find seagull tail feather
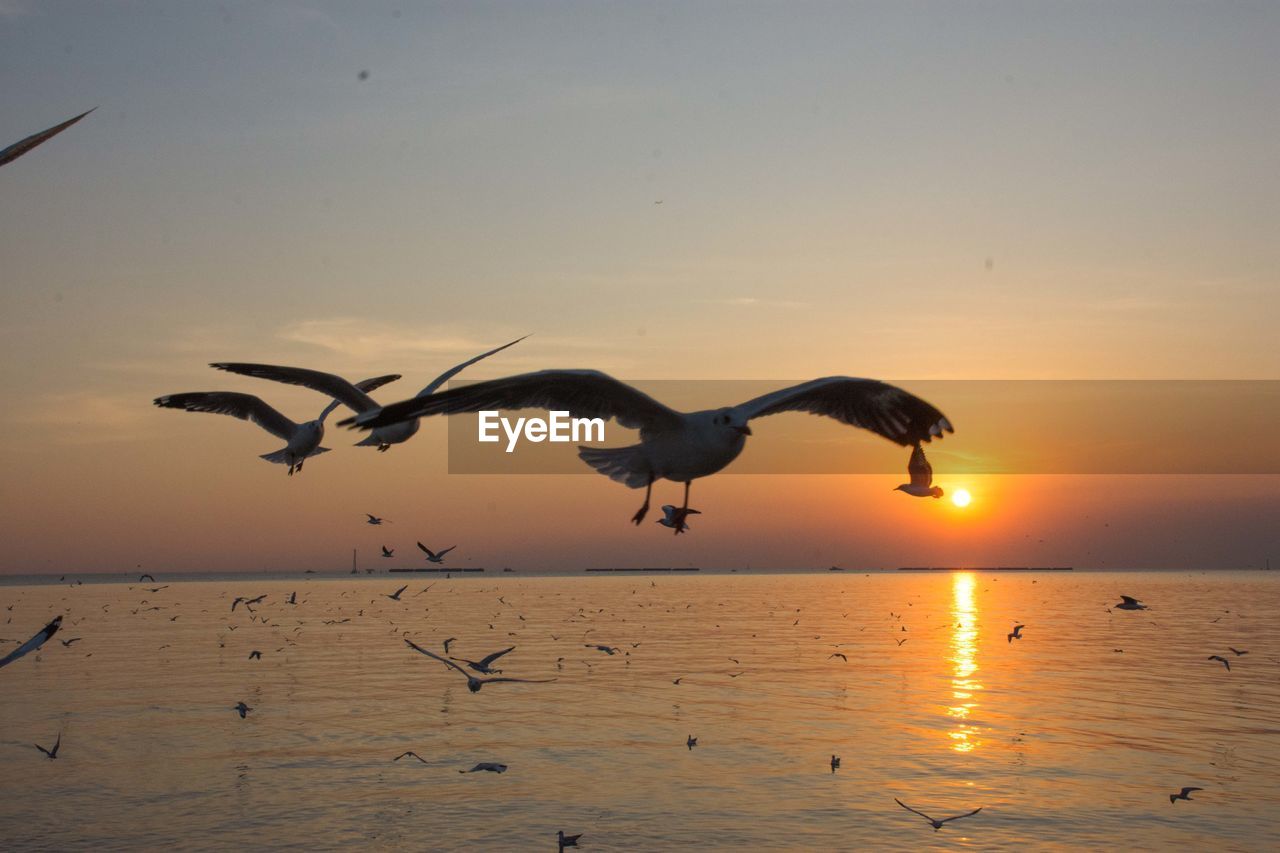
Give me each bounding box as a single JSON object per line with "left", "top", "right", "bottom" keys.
{"left": 577, "top": 444, "right": 651, "bottom": 488}
{"left": 259, "top": 446, "right": 331, "bottom": 464}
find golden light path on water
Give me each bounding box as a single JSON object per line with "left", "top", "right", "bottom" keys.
{"left": 948, "top": 571, "right": 981, "bottom": 753}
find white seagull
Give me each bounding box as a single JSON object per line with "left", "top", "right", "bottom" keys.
{"left": 343, "top": 372, "right": 953, "bottom": 524}
{"left": 417, "top": 542, "right": 456, "bottom": 564}
{"left": 895, "top": 442, "right": 944, "bottom": 499}
{"left": 154, "top": 374, "right": 400, "bottom": 475}
{"left": 895, "top": 798, "right": 983, "bottom": 831}
{"left": 657, "top": 504, "right": 700, "bottom": 534}
{"left": 1, "top": 108, "right": 95, "bottom": 168}
{"left": 210, "top": 336, "right": 526, "bottom": 451}
{"left": 1115, "top": 595, "right": 1148, "bottom": 611}
{"left": 0, "top": 615, "right": 62, "bottom": 669}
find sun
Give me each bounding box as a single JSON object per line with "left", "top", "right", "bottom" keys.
{"left": 951, "top": 489, "right": 972, "bottom": 508}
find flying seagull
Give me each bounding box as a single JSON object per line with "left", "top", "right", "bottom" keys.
{"left": 393, "top": 751, "right": 427, "bottom": 763}
{"left": 687, "top": 734, "right": 697, "bottom": 750}
{"left": 0, "top": 615, "right": 62, "bottom": 669}
{"left": 381, "top": 546, "right": 395, "bottom": 558}
{"left": 895, "top": 442, "right": 944, "bottom": 499}
{"left": 1228, "top": 647, "right": 1249, "bottom": 656}
{"left": 1170, "top": 787, "right": 1203, "bottom": 804}
{"left": 831, "top": 755, "right": 840, "bottom": 773}
{"left": 443, "top": 637, "right": 457, "bottom": 654}
{"left": 342, "top": 371, "right": 952, "bottom": 524}
{"left": 1008, "top": 624, "right": 1025, "bottom": 643}
{"left": 234, "top": 702, "right": 252, "bottom": 718}
{"left": 657, "top": 504, "right": 700, "bottom": 534}
{"left": 558, "top": 830, "right": 582, "bottom": 851}
{"left": 417, "top": 543, "right": 456, "bottom": 564}
{"left": 366, "top": 514, "right": 388, "bottom": 525}
{"left": 210, "top": 335, "right": 526, "bottom": 451}
{"left": 35, "top": 733, "right": 61, "bottom": 760}
{"left": 587, "top": 644, "right": 620, "bottom": 655}
{"left": 1, "top": 108, "right": 95, "bottom": 169}
{"left": 451, "top": 645, "right": 515, "bottom": 674}
{"left": 459, "top": 762, "right": 507, "bottom": 774}
{"left": 1115, "top": 596, "right": 1147, "bottom": 611}
{"left": 154, "top": 373, "right": 399, "bottom": 475}
{"left": 1207, "top": 655, "right": 1231, "bottom": 671}
{"left": 248, "top": 650, "right": 262, "bottom": 660}
{"left": 404, "top": 639, "right": 553, "bottom": 692}
{"left": 385, "top": 584, "right": 408, "bottom": 601}
{"left": 894, "top": 798, "right": 983, "bottom": 831}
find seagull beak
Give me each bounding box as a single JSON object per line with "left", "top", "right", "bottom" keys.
{"left": 734, "top": 425, "right": 752, "bottom": 437}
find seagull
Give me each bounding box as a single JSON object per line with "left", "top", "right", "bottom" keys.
{"left": 687, "top": 734, "right": 697, "bottom": 750}
{"left": 459, "top": 762, "right": 507, "bottom": 774}
{"left": 656, "top": 504, "right": 701, "bottom": 535}
{"left": 234, "top": 702, "right": 252, "bottom": 718}
{"left": 443, "top": 637, "right": 457, "bottom": 654}
{"left": 831, "top": 754, "right": 840, "bottom": 773}
{"left": 287, "top": 591, "right": 297, "bottom": 605}
{"left": 138, "top": 573, "right": 156, "bottom": 583}
{"left": 248, "top": 650, "right": 262, "bottom": 660}
{"left": 1008, "top": 624, "right": 1025, "bottom": 643}
{"left": 0, "top": 108, "right": 95, "bottom": 168}
{"left": 385, "top": 584, "right": 408, "bottom": 601}
{"left": 342, "top": 371, "right": 952, "bottom": 524}
{"left": 155, "top": 373, "right": 400, "bottom": 475}
{"left": 829, "top": 653, "right": 848, "bottom": 661}
{"left": 381, "top": 546, "right": 395, "bottom": 558}
{"left": 404, "top": 640, "right": 554, "bottom": 692}
{"left": 418, "top": 543, "right": 456, "bottom": 564}
{"left": 894, "top": 798, "right": 983, "bottom": 831}
{"left": 1115, "top": 596, "right": 1147, "bottom": 611}
{"left": 587, "top": 644, "right": 620, "bottom": 655}
{"left": 1170, "top": 786, "right": 1203, "bottom": 804}
{"left": 231, "top": 595, "right": 266, "bottom": 612}
{"left": 451, "top": 645, "right": 515, "bottom": 674}
{"left": 0, "top": 615, "right": 61, "bottom": 669}
{"left": 895, "top": 442, "right": 944, "bottom": 499}
{"left": 35, "top": 733, "right": 61, "bottom": 760}
{"left": 393, "top": 751, "right": 427, "bottom": 763}
{"left": 366, "top": 514, "right": 388, "bottom": 525}
{"left": 558, "top": 830, "right": 582, "bottom": 851}
{"left": 1207, "top": 655, "right": 1231, "bottom": 671}
{"left": 60, "top": 638, "right": 82, "bottom": 647}
{"left": 211, "top": 336, "right": 526, "bottom": 451}
{"left": 1228, "top": 647, "right": 1249, "bottom": 656}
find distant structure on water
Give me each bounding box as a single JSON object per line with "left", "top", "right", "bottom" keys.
{"left": 898, "top": 566, "right": 1073, "bottom": 572}
{"left": 585, "top": 567, "right": 701, "bottom": 573}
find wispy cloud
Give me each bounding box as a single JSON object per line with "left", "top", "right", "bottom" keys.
{"left": 697, "top": 297, "right": 809, "bottom": 309}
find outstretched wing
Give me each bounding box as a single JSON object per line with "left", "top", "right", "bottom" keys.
{"left": 938, "top": 807, "right": 983, "bottom": 824}
{"left": 0, "top": 616, "right": 61, "bottom": 669}
{"left": 0, "top": 108, "right": 95, "bottom": 168}
{"left": 894, "top": 799, "right": 934, "bottom": 821}
{"left": 480, "top": 676, "right": 556, "bottom": 685}
{"left": 908, "top": 443, "right": 933, "bottom": 487}
{"left": 417, "top": 542, "right": 436, "bottom": 559}
{"left": 404, "top": 639, "right": 470, "bottom": 676}
{"left": 434, "top": 545, "right": 457, "bottom": 559}
{"left": 416, "top": 335, "right": 530, "bottom": 397}
{"left": 477, "top": 646, "right": 515, "bottom": 668}
{"left": 735, "top": 378, "right": 952, "bottom": 447}
{"left": 322, "top": 374, "right": 401, "bottom": 421}
{"left": 154, "top": 392, "right": 298, "bottom": 440}
{"left": 341, "top": 370, "right": 682, "bottom": 433}
{"left": 212, "top": 363, "right": 401, "bottom": 419}
{"left": 1120, "top": 595, "right": 1141, "bottom": 606}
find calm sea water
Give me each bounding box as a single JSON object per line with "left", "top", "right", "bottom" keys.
{"left": 2, "top": 571, "right": 1278, "bottom": 851}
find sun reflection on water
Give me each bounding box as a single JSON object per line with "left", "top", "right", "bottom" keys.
{"left": 948, "top": 572, "right": 982, "bottom": 753}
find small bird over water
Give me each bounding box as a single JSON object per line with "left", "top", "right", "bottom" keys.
{"left": 1207, "top": 655, "right": 1231, "bottom": 671}
{"left": 1170, "top": 787, "right": 1203, "bottom": 804}
{"left": 687, "top": 734, "right": 697, "bottom": 750}
{"left": 459, "top": 762, "right": 507, "bottom": 774}
{"left": 831, "top": 755, "right": 840, "bottom": 773}
{"left": 1007, "top": 624, "right": 1026, "bottom": 643}
{"left": 417, "top": 542, "right": 456, "bottom": 564}
{"left": 393, "top": 751, "right": 427, "bottom": 763}
{"left": 381, "top": 546, "right": 395, "bottom": 558}
{"left": 35, "top": 733, "right": 61, "bottom": 760}
{"left": 385, "top": 584, "right": 408, "bottom": 601}
{"left": 1115, "top": 595, "right": 1147, "bottom": 611}
{"left": 366, "top": 514, "right": 388, "bottom": 525}
{"left": 894, "top": 798, "right": 983, "bottom": 831}
{"left": 656, "top": 504, "right": 700, "bottom": 534}
{"left": 558, "top": 830, "right": 582, "bottom": 850}
{"left": 234, "top": 702, "right": 252, "bottom": 718}
{"left": 895, "top": 442, "right": 944, "bottom": 498}
{"left": 404, "top": 640, "right": 553, "bottom": 693}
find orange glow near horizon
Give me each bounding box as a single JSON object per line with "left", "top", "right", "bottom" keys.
{"left": 951, "top": 489, "right": 972, "bottom": 508}
{"left": 947, "top": 572, "right": 982, "bottom": 753}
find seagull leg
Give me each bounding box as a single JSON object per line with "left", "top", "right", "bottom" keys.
{"left": 674, "top": 481, "right": 691, "bottom": 535}
{"left": 631, "top": 477, "right": 653, "bottom": 525}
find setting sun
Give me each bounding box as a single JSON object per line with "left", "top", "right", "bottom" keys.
{"left": 952, "top": 489, "right": 972, "bottom": 508}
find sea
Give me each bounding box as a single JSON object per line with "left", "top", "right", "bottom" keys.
{"left": 1, "top": 570, "right": 1277, "bottom": 851}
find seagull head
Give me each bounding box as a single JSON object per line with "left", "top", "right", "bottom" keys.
{"left": 710, "top": 408, "right": 752, "bottom": 439}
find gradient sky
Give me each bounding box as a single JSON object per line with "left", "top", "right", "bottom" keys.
{"left": 1, "top": 2, "right": 1277, "bottom": 574}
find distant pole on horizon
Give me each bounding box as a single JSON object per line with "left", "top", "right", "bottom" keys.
{"left": 351, "top": 549, "right": 358, "bottom": 575}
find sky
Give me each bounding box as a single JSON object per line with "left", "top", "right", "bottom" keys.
{"left": 1, "top": 1, "right": 1277, "bottom": 574}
